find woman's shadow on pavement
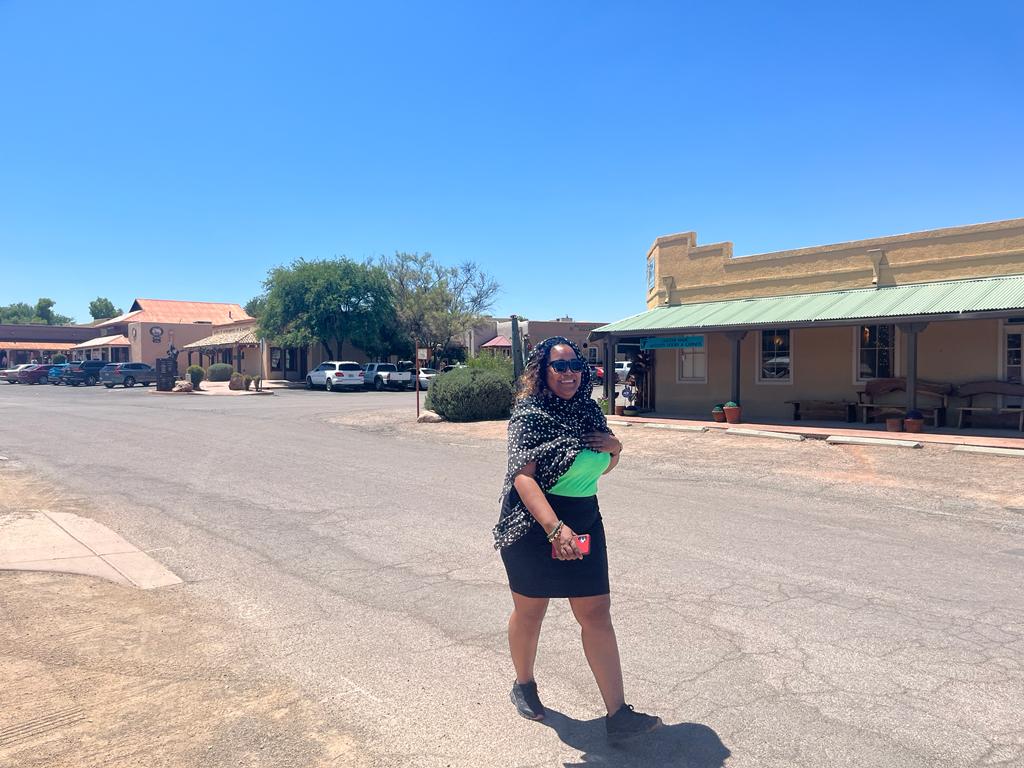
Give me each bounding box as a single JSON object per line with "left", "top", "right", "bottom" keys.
{"left": 540, "top": 708, "right": 730, "bottom": 767}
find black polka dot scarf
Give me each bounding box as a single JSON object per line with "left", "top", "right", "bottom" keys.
{"left": 492, "top": 336, "right": 612, "bottom": 549}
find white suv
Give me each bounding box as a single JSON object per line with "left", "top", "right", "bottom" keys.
{"left": 307, "top": 361, "right": 364, "bottom": 391}
{"left": 614, "top": 360, "right": 631, "bottom": 382}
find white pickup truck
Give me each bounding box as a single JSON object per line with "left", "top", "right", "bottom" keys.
{"left": 363, "top": 362, "right": 413, "bottom": 391}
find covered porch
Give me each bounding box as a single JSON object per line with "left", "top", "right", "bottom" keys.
{"left": 70, "top": 335, "right": 130, "bottom": 362}
{"left": 182, "top": 326, "right": 262, "bottom": 378}
{"left": 592, "top": 274, "right": 1024, "bottom": 434}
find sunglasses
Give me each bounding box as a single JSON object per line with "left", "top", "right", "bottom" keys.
{"left": 548, "top": 358, "right": 585, "bottom": 373}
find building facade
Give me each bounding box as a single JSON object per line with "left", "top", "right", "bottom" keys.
{"left": 0, "top": 323, "right": 102, "bottom": 367}
{"left": 592, "top": 218, "right": 1024, "bottom": 425}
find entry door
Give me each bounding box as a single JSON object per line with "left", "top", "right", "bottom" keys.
{"left": 1006, "top": 330, "right": 1022, "bottom": 407}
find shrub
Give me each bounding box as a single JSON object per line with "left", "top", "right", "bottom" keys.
{"left": 467, "top": 354, "right": 514, "bottom": 380}
{"left": 207, "top": 363, "right": 234, "bottom": 382}
{"left": 598, "top": 397, "right": 610, "bottom": 414}
{"left": 187, "top": 365, "right": 205, "bottom": 388}
{"left": 243, "top": 374, "right": 253, "bottom": 391}
{"left": 52, "top": 354, "right": 68, "bottom": 364}
{"left": 711, "top": 404, "right": 724, "bottom": 413}
{"left": 724, "top": 401, "right": 739, "bottom": 408}
{"left": 425, "top": 367, "right": 515, "bottom": 422}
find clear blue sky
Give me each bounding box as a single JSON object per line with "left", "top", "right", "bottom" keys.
{"left": 2, "top": 1, "right": 1022, "bottom": 325}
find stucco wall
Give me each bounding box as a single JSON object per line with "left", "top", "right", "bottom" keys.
{"left": 650, "top": 319, "right": 1006, "bottom": 421}
{"left": 646, "top": 219, "right": 1024, "bottom": 309}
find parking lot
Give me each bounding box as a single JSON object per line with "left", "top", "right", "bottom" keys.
{"left": 2, "top": 379, "right": 1023, "bottom": 768}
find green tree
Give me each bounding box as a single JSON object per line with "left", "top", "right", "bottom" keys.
{"left": 0, "top": 298, "right": 73, "bottom": 325}
{"left": 379, "top": 252, "right": 499, "bottom": 362}
{"left": 88, "top": 297, "right": 122, "bottom": 320}
{"left": 257, "top": 258, "right": 395, "bottom": 360}
{"left": 244, "top": 295, "right": 267, "bottom": 319}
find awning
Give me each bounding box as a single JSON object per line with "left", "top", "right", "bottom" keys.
{"left": 481, "top": 335, "right": 512, "bottom": 348}
{"left": 0, "top": 341, "right": 79, "bottom": 351}
{"left": 591, "top": 274, "right": 1024, "bottom": 339}
{"left": 72, "top": 335, "right": 130, "bottom": 349}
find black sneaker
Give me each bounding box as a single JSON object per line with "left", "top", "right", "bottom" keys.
{"left": 606, "top": 704, "right": 663, "bottom": 744}
{"left": 510, "top": 680, "right": 545, "bottom": 720}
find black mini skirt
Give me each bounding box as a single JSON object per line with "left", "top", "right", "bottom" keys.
{"left": 500, "top": 493, "right": 609, "bottom": 598}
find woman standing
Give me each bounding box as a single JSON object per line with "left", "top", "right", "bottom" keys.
{"left": 494, "top": 336, "right": 662, "bottom": 745}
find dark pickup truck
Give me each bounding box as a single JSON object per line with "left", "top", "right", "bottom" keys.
{"left": 60, "top": 359, "right": 110, "bottom": 386}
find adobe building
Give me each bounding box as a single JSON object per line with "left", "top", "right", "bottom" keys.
{"left": 469, "top": 317, "right": 611, "bottom": 363}
{"left": 91, "top": 298, "right": 251, "bottom": 374}
{"left": 0, "top": 323, "right": 101, "bottom": 367}
{"left": 591, "top": 218, "right": 1024, "bottom": 427}
{"left": 182, "top": 317, "right": 370, "bottom": 382}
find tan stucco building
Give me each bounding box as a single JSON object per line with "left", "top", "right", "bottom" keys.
{"left": 592, "top": 218, "right": 1024, "bottom": 427}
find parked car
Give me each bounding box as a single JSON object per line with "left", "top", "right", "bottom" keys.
{"left": 60, "top": 359, "right": 110, "bottom": 386}
{"left": 307, "top": 361, "right": 364, "bottom": 391}
{"left": 48, "top": 363, "right": 71, "bottom": 383}
{"left": 416, "top": 367, "right": 439, "bottom": 390}
{"left": 589, "top": 364, "right": 605, "bottom": 385}
{"left": 614, "top": 360, "right": 631, "bottom": 383}
{"left": 17, "top": 364, "right": 55, "bottom": 384}
{"left": 363, "top": 362, "right": 413, "bottom": 391}
{"left": 100, "top": 362, "right": 157, "bottom": 388}
{"left": 2, "top": 363, "right": 34, "bottom": 383}
{"left": 440, "top": 363, "right": 466, "bottom": 374}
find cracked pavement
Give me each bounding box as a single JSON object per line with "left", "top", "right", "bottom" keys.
{"left": 1, "top": 384, "right": 1022, "bottom": 767}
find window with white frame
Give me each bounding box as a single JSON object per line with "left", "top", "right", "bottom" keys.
{"left": 856, "top": 324, "right": 895, "bottom": 381}
{"left": 758, "top": 329, "right": 791, "bottom": 383}
{"left": 676, "top": 336, "right": 707, "bottom": 383}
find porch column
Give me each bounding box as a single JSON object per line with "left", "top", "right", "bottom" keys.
{"left": 725, "top": 331, "right": 747, "bottom": 404}
{"left": 898, "top": 322, "right": 929, "bottom": 410}
{"left": 604, "top": 336, "right": 616, "bottom": 406}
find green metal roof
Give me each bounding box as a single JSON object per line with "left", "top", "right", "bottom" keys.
{"left": 593, "top": 274, "right": 1024, "bottom": 337}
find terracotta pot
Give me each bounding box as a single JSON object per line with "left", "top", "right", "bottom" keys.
{"left": 711, "top": 410, "right": 727, "bottom": 423}
{"left": 904, "top": 418, "right": 924, "bottom": 433}
{"left": 723, "top": 406, "right": 742, "bottom": 424}
{"left": 614, "top": 405, "right": 625, "bottom": 416}
{"left": 885, "top": 417, "right": 903, "bottom": 432}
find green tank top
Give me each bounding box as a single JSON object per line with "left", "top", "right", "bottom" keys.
{"left": 548, "top": 450, "right": 611, "bottom": 497}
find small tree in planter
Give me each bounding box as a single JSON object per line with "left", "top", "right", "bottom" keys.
{"left": 187, "top": 365, "right": 205, "bottom": 390}
{"left": 723, "top": 401, "right": 742, "bottom": 424}
{"left": 711, "top": 403, "right": 726, "bottom": 423}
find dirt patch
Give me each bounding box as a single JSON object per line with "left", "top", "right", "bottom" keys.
{"left": 0, "top": 464, "right": 365, "bottom": 768}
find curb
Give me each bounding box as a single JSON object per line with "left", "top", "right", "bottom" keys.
{"left": 727, "top": 428, "right": 805, "bottom": 442}
{"left": 826, "top": 436, "right": 923, "bottom": 449}
{"left": 952, "top": 445, "right": 1024, "bottom": 458}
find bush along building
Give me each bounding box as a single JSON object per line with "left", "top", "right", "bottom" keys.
{"left": 591, "top": 218, "right": 1024, "bottom": 430}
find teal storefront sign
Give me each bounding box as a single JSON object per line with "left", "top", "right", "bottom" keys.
{"left": 641, "top": 335, "right": 704, "bottom": 350}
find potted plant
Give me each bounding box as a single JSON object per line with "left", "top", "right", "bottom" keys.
{"left": 723, "top": 401, "right": 742, "bottom": 424}
{"left": 885, "top": 415, "right": 903, "bottom": 432}
{"left": 904, "top": 409, "right": 925, "bottom": 433}
{"left": 711, "top": 404, "right": 727, "bottom": 423}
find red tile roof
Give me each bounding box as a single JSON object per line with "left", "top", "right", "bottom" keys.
{"left": 98, "top": 299, "right": 250, "bottom": 327}
{"left": 72, "top": 335, "right": 131, "bottom": 349}
{"left": 481, "top": 335, "right": 512, "bottom": 348}
{"left": 0, "top": 341, "right": 79, "bottom": 351}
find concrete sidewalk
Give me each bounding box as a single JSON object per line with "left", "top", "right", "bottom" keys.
{"left": 0, "top": 510, "right": 182, "bottom": 589}
{"left": 608, "top": 413, "right": 1024, "bottom": 450}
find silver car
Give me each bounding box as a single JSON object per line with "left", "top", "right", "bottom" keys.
{"left": 100, "top": 362, "right": 157, "bottom": 388}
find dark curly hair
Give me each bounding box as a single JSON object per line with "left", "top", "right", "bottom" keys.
{"left": 516, "top": 336, "right": 593, "bottom": 401}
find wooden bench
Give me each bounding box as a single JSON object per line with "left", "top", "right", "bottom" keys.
{"left": 955, "top": 380, "right": 1024, "bottom": 431}
{"left": 856, "top": 378, "right": 953, "bottom": 427}
{"left": 785, "top": 400, "right": 857, "bottom": 422}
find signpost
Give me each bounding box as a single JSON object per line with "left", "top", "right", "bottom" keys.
{"left": 155, "top": 358, "right": 176, "bottom": 392}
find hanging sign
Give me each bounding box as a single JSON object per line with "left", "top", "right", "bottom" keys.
{"left": 641, "top": 335, "right": 703, "bottom": 350}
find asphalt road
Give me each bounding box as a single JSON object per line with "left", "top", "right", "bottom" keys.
{"left": 1, "top": 382, "right": 1023, "bottom": 767}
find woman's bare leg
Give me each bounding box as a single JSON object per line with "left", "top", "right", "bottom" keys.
{"left": 568, "top": 594, "right": 624, "bottom": 714}
{"left": 508, "top": 592, "right": 550, "bottom": 683}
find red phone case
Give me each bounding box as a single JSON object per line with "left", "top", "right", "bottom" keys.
{"left": 552, "top": 534, "right": 591, "bottom": 558}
